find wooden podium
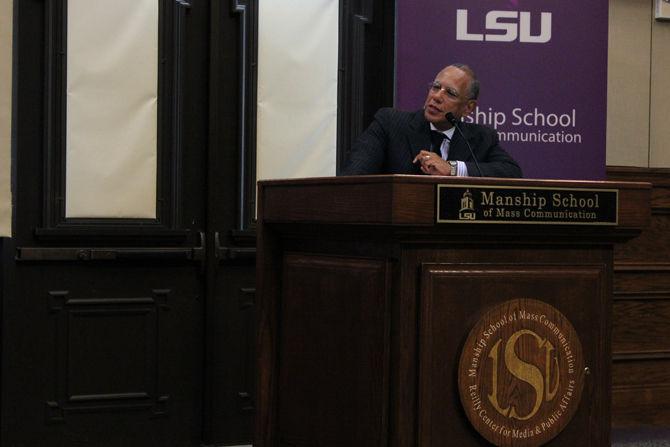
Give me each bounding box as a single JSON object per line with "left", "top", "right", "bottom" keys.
{"left": 255, "top": 175, "right": 650, "bottom": 447}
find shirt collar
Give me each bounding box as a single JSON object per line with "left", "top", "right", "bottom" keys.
{"left": 430, "top": 123, "right": 456, "bottom": 141}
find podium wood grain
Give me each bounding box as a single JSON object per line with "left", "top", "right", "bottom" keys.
{"left": 256, "top": 175, "right": 651, "bottom": 447}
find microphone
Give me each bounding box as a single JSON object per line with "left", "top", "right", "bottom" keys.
{"left": 446, "top": 112, "right": 482, "bottom": 177}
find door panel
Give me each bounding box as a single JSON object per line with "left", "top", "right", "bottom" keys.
{"left": 2, "top": 261, "right": 202, "bottom": 447}
{"left": 206, "top": 260, "right": 256, "bottom": 444}
{"left": 3, "top": 0, "right": 209, "bottom": 445}
{"left": 3, "top": 0, "right": 397, "bottom": 445}
{"left": 204, "top": 1, "right": 259, "bottom": 443}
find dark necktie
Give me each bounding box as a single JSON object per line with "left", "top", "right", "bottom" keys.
{"left": 430, "top": 130, "right": 446, "bottom": 154}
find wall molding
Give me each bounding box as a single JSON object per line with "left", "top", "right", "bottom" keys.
{"left": 613, "top": 290, "right": 670, "bottom": 301}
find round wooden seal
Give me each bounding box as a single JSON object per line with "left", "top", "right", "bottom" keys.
{"left": 458, "top": 299, "right": 585, "bottom": 446}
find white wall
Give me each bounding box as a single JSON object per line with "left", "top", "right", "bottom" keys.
{"left": 607, "top": 0, "right": 670, "bottom": 167}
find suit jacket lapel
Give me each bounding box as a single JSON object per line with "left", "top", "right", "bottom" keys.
{"left": 407, "top": 110, "right": 432, "bottom": 163}
{"left": 405, "top": 111, "right": 476, "bottom": 165}
{"left": 447, "top": 125, "right": 472, "bottom": 161}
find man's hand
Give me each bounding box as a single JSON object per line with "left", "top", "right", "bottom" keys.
{"left": 413, "top": 150, "right": 451, "bottom": 176}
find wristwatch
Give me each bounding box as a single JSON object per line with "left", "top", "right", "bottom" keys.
{"left": 448, "top": 161, "right": 458, "bottom": 176}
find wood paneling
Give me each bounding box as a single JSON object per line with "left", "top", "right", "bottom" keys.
{"left": 613, "top": 299, "right": 670, "bottom": 353}
{"left": 277, "top": 254, "right": 391, "bottom": 447}
{"left": 614, "top": 218, "right": 670, "bottom": 263}
{"left": 608, "top": 166, "right": 670, "bottom": 428}
{"left": 418, "top": 265, "right": 605, "bottom": 447}
{"left": 613, "top": 385, "right": 670, "bottom": 427}
{"left": 613, "top": 358, "right": 670, "bottom": 388}
{"left": 256, "top": 176, "right": 647, "bottom": 447}
{"left": 260, "top": 175, "right": 651, "bottom": 229}
{"left": 614, "top": 268, "right": 670, "bottom": 292}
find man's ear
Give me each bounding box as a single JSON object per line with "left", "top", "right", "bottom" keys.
{"left": 464, "top": 99, "right": 477, "bottom": 116}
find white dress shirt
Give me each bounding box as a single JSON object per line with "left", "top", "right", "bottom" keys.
{"left": 430, "top": 123, "right": 469, "bottom": 176}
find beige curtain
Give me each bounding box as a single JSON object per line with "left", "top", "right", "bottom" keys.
{"left": 0, "top": 0, "right": 12, "bottom": 236}
{"left": 256, "top": 0, "right": 339, "bottom": 181}
{"left": 66, "top": 0, "right": 158, "bottom": 218}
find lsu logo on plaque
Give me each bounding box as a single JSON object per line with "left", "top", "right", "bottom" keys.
{"left": 458, "top": 299, "right": 585, "bottom": 446}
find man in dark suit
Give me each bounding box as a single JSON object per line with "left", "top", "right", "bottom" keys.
{"left": 341, "top": 64, "right": 522, "bottom": 178}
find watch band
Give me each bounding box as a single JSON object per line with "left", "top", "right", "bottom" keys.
{"left": 448, "top": 161, "right": 458, "bottom": 176}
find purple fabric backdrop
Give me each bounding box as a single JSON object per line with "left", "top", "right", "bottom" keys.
{"left": 396, "top": 0, "right": 608, "bottom": 180}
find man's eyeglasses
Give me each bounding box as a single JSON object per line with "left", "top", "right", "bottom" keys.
{"left": 428, "top": 81, "right": 464, "bottom": 100}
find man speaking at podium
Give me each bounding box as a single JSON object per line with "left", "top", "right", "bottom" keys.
{"left": 341, "top": 63, "right": 522, "bottom": 178}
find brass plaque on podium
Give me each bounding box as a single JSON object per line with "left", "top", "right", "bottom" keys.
{"left": 437, "top": 185, "right": 618, "bottom": 225}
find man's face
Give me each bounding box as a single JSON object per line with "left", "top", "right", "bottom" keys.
{"left": 423, "top": 66, "right": 477, "bottom": 130}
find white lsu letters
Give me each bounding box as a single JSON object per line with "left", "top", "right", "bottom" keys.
{"left": 456, "top": 9, "right": 552, "bottom": 43}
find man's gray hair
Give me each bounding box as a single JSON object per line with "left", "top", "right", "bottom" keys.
{"left": 449, "top": 63, "right": 480, "bottom": 100}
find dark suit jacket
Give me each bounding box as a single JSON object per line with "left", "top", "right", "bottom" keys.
{"left": 341, "top": 108, "right": 522, "bottom": 178}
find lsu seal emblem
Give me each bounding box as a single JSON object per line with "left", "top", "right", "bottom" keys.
{"left": 458, "top": 299, "right": 585, "bottom": 446}
{"left": 459, "top": 189, "right": 476, "bottom": 220}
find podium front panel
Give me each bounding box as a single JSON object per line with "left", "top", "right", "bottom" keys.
{"left": 256, "top": 176, "right": 650, "bottom": 447}
{"left": 418, "top": 262, "right": 607, "bottom": 446}
{"left": 276, "top": 253, "right": 391, "bottom": 447}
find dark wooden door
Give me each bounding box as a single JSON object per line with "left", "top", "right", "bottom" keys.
{"left": 1, "top": 0, "right": 397, "bottom": 445}
{"left": 202, "top": 1, "right": 259, "bottom": 444}
{"left": 1, "top": 1, "right": 212, "bottom": 446}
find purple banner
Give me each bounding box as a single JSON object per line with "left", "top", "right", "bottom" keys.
{"left": 397, "top": 0, "right": 608, "bottom": 180}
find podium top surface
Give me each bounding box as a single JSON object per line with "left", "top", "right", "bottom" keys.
{"left": 258, "top": 175, "right": 651, "bottom": 230}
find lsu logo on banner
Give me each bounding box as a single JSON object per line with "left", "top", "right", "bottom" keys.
{"left": 456, "top": 10, "right": 552, "bottom": 43}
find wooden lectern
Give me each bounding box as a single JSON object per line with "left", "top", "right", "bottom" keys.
{"left": 255, "top": 175, "right": 650, "bottom": 447}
